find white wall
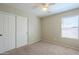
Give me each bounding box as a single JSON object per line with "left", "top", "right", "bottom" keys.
{"left": 0, "top": 4, "right": 41, "bottom": 44}
{"left": 41, "top": 8, "right": 79, "bottom": 50}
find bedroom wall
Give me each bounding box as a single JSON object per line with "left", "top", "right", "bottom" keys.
{"left": 41, "top": 8, "right": 79, "bottom": 50}
{"left": 0, "top": 4, "right": 41, "bottom": 45}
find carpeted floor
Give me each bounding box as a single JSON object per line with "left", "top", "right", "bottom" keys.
{"left": 2, "top": 41, "right": 79, "bottom": 55}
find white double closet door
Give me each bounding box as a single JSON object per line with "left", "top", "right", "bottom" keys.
{"left": 0, "top": 13, "right": 28, "bottom": 53}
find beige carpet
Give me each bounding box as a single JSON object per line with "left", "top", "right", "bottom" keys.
{"left": 2, "top": 41, "right": 79, "bottom": 55}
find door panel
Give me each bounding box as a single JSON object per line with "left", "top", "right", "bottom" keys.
{"left": 0, "top": 14, "right": 5, "bottom": 53}
{"left": 0, "top": 13, "right": 15, "bottom": 53}
{"left": 3, "top": 14, "right": 15, "bottom": 51}
{"left": 17, "top": 16, "right": 27, "bottom": 48}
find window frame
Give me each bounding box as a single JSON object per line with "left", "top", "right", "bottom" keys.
{"left": 61, "top": 15, "right": 79, "bottom": 39}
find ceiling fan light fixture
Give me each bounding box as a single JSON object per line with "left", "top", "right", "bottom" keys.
{"left": 41, "top": 3, "right": 49, "bottom": 11}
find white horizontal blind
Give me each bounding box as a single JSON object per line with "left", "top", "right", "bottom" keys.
{"left": 61, "top": 16, "right": 79, "bottom": 39}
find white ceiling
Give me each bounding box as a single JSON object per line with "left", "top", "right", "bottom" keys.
{"left": 1, "top": 3, "right": 79, "bottom": 18}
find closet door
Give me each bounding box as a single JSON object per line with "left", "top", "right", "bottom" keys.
{"left": 16, "top": 16, "right": 27, "bottom": 48}
{"left": 0, "top": 14, "right": 5, "bottom": 53}
{"left": 3, "top": 14, "right": 15, "bottom": 51}
{"left": 0, "top": 13, "right": 15, "bottom": 53}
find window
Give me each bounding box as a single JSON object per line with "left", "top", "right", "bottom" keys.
{"left": 61, "top": 16, "right": 79, "bottom": 39}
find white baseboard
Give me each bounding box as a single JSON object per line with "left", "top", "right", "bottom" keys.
{"left": 28, "top": 39, "right": 41, "bottom": 45}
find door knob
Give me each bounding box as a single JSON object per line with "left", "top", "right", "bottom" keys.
{"left": 0, "top": 34, "right": 2, "bottom": 36}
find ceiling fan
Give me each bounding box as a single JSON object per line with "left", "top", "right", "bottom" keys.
{"left": 32, "top": 3, "right": 55, "bottom": 12}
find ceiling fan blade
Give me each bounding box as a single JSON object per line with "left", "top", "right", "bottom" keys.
{"left": 31, "top": 3, "right": 55, "bottom": 12}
